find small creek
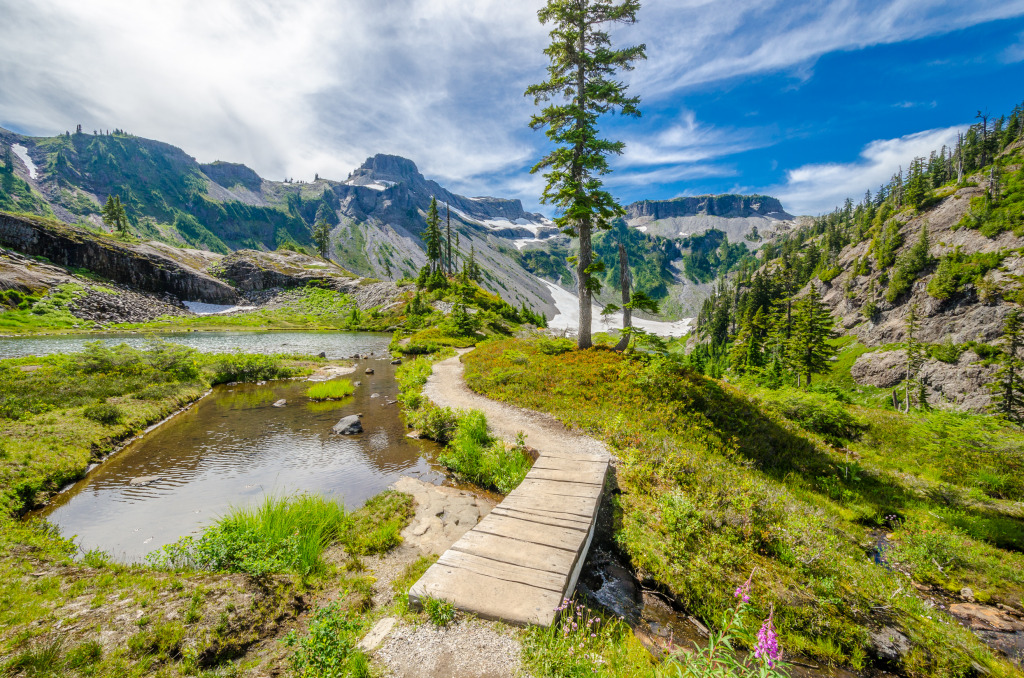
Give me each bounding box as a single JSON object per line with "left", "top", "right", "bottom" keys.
{"left": 12, "top": 332, "right": 448, "bottom": 563}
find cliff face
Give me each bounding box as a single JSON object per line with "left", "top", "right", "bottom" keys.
{"left": 0, "top": 212, "right": 238, "bottom": 303}
{"left": 626, "top": 194, "right": 788, "bottom": 220}
{"left": 200, "top": 162, "right": 263, "bottom": 192}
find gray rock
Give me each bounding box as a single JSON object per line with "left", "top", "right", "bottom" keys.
{"left": 318, "top": 351, "right": 327, "bottom": 358}
{"left": 365, "top": 368, "right": 375, "bottom": 375}
{"left": 332, "top": 415, "right": 363, "bottom": 435}
{"left": 869, "top": 626, "right": 911, "bottom": 663}
{"left": 851, "top": 350, "right": 906, "bottom": 389}
{"left": 129, "top": 476, "right": 162, "bottom": 486}
{"left": 390, "top": 358, "right": 402, "bottom": 365}
{"left": 370, "top": 393, "right": 381, "bottom": 399}
{"left": 358, "top": 616, "right": 397, "bottom": 653}
{"left": 961, "top": 587, "right": 976, "bottom": 602}
{"left": 272, "top": 399, "right": 287, "bottom": 408}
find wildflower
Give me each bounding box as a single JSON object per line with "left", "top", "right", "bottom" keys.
{"left": 734, "top": 571, "right": 754, "bottom": 603}
{"left": 754, "top": 606, "right": 780, "bottom": 669}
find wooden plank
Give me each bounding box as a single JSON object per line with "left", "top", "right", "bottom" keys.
{"left": 409, "top": 564, "right": 561, "bottom": 626}
{"left": 533, "top": 457, "right": 609, "bottom": 473}
{"left": 493, "top": 502, "right": 592, "bottom": 526}
{"left": 499, "top": 493, "right": 598, "bottom": 519}
{"left": 491, "top": 506, "right": 590, "bottom": 532}
{"left": 437, "top": 550, "right": 565, "bottom": 592}
{"left": 451, "top": 529, "right": 577, "bottom": 574}
{"left": 515, "top": 478, "right": 604, "bottom": 500}
{"left": 474, "top": 513, "right": 588, "bottom": 552}
{"left": 528, "top": 466, "right": 606, "bottom": 485}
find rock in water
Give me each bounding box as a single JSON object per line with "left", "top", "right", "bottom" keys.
{"left": 332, "top": 415, "right": 363, "bottom": 435}
{"left": 390, "top": 358, "right": 402, "bottom": 365}
{"left": 365, "top": 368, "right": 375, "bottom": 375}
{"left": 272, "top": 399, "right": 287, "bottom": 408}
{"left": 318, "top": 351, "right": 327, "bottom": 358}
{"left": 129, "top": 476, "right": 162, "bottom": 486}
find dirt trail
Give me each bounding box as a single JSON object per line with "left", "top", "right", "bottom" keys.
{"left": 422, "top": 352, "right": 609, "bottom": 460}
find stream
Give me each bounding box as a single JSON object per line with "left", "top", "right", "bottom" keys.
{"left": 11, "top": 332, "right": 447, "bottom": 562}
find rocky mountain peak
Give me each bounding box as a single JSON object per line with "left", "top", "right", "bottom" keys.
{"left": 347, "top": 154, "right": 424, "bottom": 187}
{"left": 627, "top": 194, "right": 790, "bottom": 221}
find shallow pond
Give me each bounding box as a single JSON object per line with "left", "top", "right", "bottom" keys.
{"left": 0, "top": 330, "right": 393, "bottom": 360}
{"left": 10, "top": 332, "right": 445, "bottom": 562}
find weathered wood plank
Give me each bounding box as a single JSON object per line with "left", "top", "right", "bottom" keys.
{"left": 437, "top": 550, "right": 565, "bottom": 592}
{"left": 409, "top": 564, "right": 562, "bottom": 626}
{"left": 450, "top": 529, "right": 577, "bottom": 573}
{"left": 528, "top": 466, "right": 606, "bottom": 485}
{"left": 499, "top": 493, "right": 598, "bottom": 519}
{"left": 514, "top": 478, "right": 604, "bottom": 499}
{"left": 491, "top": 506, "right": 590, "bottom": 532}
{"left": 473, "top": 513, "right": 588, "bottom": 552}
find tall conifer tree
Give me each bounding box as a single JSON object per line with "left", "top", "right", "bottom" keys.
{"left": 526, "top": 0, "right": 646, "bottom": 349}
{"left": 990, "top": 309, "right": 1024, "bottom": 423}
{"left": 788, "top": 286, "right": 838, "bottom": 387}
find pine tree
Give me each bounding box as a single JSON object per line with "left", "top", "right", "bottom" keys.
{"left": 423, "top": 198, "right": 443, "bottom": 275}
{"left": 526, "top": 0, "right": 645, "bottom": 349}
{"left": 102, "top": 195, "right": 129, "bottom": 236}
{"left": 311, "top": 218, "right": 331, "bottom": 259}
{"left": 990, "top": 309, "right": 1024, "bottom": 424}
{"left": 1, "top": 144, "right": 12, "bottom": 175}
{"left": 788, "top": 286, "right": 838, "bottom": 387}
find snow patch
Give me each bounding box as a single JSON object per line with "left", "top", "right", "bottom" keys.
{"left": 12, "top": 144, "right": 37, "bottom": 179}
{"left": 540, "top": 279, "right": 692, "bottom": 338}
{"left": 636, "top": 226, "right": 648, "bottom": 233}
{"left": 183, "top": 301, "right": 256, "bottom": 315}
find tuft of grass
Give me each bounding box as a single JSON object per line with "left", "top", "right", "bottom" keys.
{"left": 307, "top": 378, "right": 355, "bottom": 401}
{"left": 423, "top": 597, "right": 456, "bottom": 627}
{"left": 150, "top": 494, "right": 349, "bottom": 577}
{"left": 344, "top": 490, "right": 414, "bottom": 555}
{"left": 438, "top": 410, "right": 532, "bottom": 494}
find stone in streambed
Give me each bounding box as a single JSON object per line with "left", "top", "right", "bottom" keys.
{"left": 129, "top": 476, "right": 162, "bottom": 486}
{"left": 365, "top": 368, "right": 374, "bottom": 375}
{"left": 332, "top": 415, "right": 363, "bottom": 435}
{"left": 272, "top": 399, "right": 287, "bottom": 407}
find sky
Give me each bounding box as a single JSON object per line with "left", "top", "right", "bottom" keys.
{"left": 2, "top": 0, "right": 1024, "bottom": 216}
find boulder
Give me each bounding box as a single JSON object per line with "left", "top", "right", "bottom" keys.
{"left": 390, "top": 358, "right": 402, "bottom": 365}
{"left": 318, "top": 352, "right": 327, "bottom": 358}
{"left": 272, "top": 399, "right": 287, "bottom": 408}
{"left": 332, "top": 415, "right": 363, "bottom": 435}
{"left": 365, "top": 368, "right": 375, "bottom": 375}
{"left": 851, "top": 350, "right": 906, "bottom": 388}
{"left": 948, "top": 603, "right": 1024, "bottom": 633}
{"left": 868, "top": 626, "right": 911, "bottom": 664}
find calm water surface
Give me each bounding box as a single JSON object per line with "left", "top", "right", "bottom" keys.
{"left": 14, "top": 332, "right": 445, "bottom": 562}
{"left": 0, "top": 331, "right": 393, "bottom": 360}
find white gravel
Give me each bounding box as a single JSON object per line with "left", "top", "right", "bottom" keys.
{"left": 375, "top": 619, "right": 533, "bottom": 678}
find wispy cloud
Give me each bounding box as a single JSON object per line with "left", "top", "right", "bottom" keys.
{"left": 772, "top": 125, "right": 964, "bottom": 215}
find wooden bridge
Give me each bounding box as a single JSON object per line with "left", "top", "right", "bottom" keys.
{"left": 408, "top": 354, "right": 610, "bottom": 627}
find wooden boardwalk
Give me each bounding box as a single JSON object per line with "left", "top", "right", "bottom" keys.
{"left": 408, "top": 355, "right": 609, "bottom": 627}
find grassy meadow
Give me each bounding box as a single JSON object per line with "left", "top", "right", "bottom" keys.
{"left": 462, "top": 337, "right": 1024, "bottom": 678}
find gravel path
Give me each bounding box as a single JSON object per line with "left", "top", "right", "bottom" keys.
{"left": 422, "top": 351, "right": 609, "bottom": 458}
{"left": 376, "top": 619, "right": 532, "bottom": 678}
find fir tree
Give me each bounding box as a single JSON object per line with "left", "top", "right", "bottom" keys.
{"left": 311, "top": 218, "right": 331, "bottom": 259}
{"left": 1, "top": 144, "right": 12, "bottom": 175}
{"left": 423, "top": 198, "right": 443, "bottom": 275}
{"left": 102, "top": 195, "right": 129, "bottom": 237}
{"left": 526, "top": 0, "right": 645, "bottom": 349}
{"left": 990, "top": 309, "right": 1024, "bottom": 424}
{"left": 788, "top": 286, "right": 838, "bottom": 387}
{"left": 900, "top": 304, "right": 926, "bottom": 412}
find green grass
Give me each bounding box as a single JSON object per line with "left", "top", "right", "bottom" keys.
{"left": 438, "top": 410, "right": 532, "bottom": 494}
{"left": 463, "top": 339, "right": 1023, "bottom": 678}
{"left": 307, "top": 378, "right": 355, "bottom": 401}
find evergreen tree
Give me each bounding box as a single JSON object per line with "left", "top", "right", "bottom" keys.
{"left": 990, "top": 309, "right": 1024, "bottom": 424}
{"left": 526, "top": 0, "right": 645, "bottom": 349}
{"left": 102, "top": 195, "right": 129, "bottom": 236}
{"left": 788, "top": 286, "right": 838, "bottom": 387}
{"left": 311, "top": 218, "right": 331, "bottom": 259}
{"left": 1, "top": 144, "right": 12, "bottom": 175}
{"left": 423, "top": 198, "right": 443, "bottom": 274}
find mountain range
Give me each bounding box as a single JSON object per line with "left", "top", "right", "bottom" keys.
{"left": 0, "top": 126, "right": 797, "bottom": 322}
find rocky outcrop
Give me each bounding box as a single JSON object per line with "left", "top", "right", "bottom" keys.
{"left": 212, "top": 249, "right": 354, "bottom": 292}
{"left": 0, "top": 212, "right": 237, "bottom": 303}
{"left": 626, "top": 195, "right": 789, "bottom": 221}
{"left": 332, "top": 415, "right": 363, "bottom": 435}
{"left": 850, "top": 349, "right": 996, "bottom": 412}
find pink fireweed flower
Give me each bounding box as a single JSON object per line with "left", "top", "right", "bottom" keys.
{"left": 754, "top": 606, "right": 780, "bottom": 668}
{"left": 734, "top": 571, "right": 754, "bottom": 603}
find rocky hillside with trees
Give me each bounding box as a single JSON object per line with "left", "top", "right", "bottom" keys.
{"left": 690, "top": 101, "right": 1024, "bottom": 415}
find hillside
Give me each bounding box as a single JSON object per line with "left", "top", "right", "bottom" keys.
{"left": 692, "top": 102, "right": 1024, "bottom": 413}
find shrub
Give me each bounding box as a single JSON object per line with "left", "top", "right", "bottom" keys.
{"left": 209, "top": 352, "right": 298, "bottom": 384}
{"left": 284, "top": 601, "right": 369, "bottom": 678}
{"left": 758, "top": 389, "right": 866, "bottom": 444}
{"left": 82, "top": 402, "right": 124, "bottom": 425}
{"left": 411, "top": 405, "right": 461, "bottom": 444}
{"left": 307, "top": 379, "right": 354, "bottom": 401}
{"left": 537, "top": 336, "right": 574, "bottom": 355}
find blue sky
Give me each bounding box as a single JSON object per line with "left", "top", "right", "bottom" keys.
{"left": 1, "top": 0, "right": 1023, "bottom": 216}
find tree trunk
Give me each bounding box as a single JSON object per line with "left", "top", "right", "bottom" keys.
{"left": 615, "top": 242, "right": 631, "bottom": 351}
{"left": 578, "top": 218, "right": 593, "bottom": 349}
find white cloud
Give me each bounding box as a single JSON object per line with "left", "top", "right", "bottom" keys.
{"left": 772, "top": 125, "right": 965, "bottom": 215}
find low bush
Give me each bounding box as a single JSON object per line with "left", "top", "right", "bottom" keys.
{"left": 209, "top": 352, "right": 297, "bottom": 384}
{"left": 284, "top": 601, "right": 369, "bottom": 678}
{"left": 537, "top": 336, "right": 575, "bottom": 355}
{"left": 82, "top": 401, "right": 124, "bottom": 425}
{"left": 758, "top": 389, "right": 866, "bottom": 444}
{"left": 307, "top": 379, "right": 354, "bottom": 401}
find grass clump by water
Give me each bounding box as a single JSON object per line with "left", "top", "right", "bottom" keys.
{"left": 464, "top": 339, "right": 1024, "bottom": 678}
{"left": 307, "top": 378, "right": 355, "bottom": 401}
{"left": 150, "top": 490, "right": 414, "bottom": 577}
{"left": 150, "top": 494, "right": 348, "bottom": 578}
{"left": 439, "top": 410, "right": 531, "bottom": 494}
